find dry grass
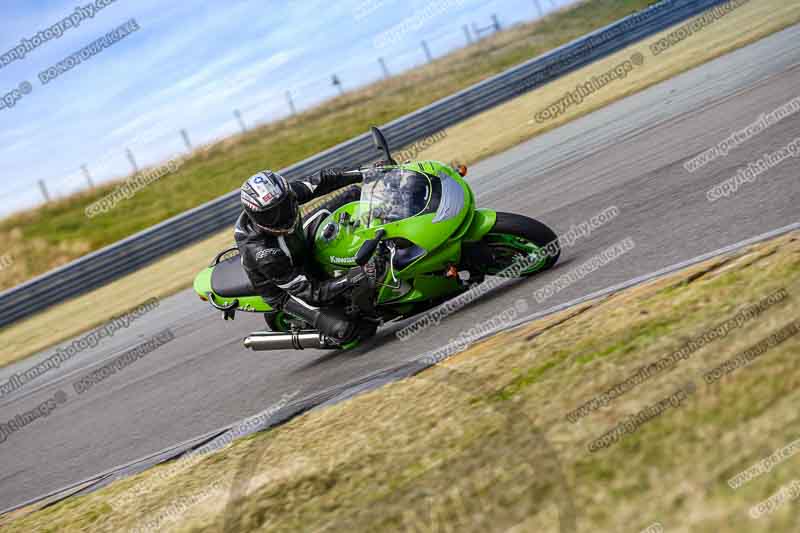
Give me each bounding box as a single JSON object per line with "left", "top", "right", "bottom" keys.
{"left": 1, "top": 0, "right": 796, "bottom": 369}
{"left": 3, "top": 230, "right": 799, "bottom": 532}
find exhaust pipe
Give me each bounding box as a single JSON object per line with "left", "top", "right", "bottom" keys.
{"left": 243, "top": 330, "right": 330, "bottom": 351}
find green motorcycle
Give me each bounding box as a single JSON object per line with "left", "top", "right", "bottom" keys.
{"left": 193, "top": 127, "right": 559, "bottom": 351}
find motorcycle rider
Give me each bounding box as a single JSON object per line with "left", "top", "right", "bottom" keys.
{"left": 235, "top": 168, "right": 367, "bottom": 344}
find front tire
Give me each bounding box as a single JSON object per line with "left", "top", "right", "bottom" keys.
{"left": 481, "top": 212, "right": 560, "bottom": 277}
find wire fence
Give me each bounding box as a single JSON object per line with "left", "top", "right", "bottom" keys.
{"left": 0, "top": 6, "right": 560, "bottom": 217}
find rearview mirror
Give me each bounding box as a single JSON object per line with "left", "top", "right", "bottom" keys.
{"left": 370, "top": 126, "right": 397, "bottom": 165}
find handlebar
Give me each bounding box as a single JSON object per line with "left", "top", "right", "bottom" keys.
{"left": 341, "top": 163, "right": 396, "bottom": 177}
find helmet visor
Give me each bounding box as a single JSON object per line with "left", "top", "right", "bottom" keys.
{"left": 250, "top": 194, "right": 299, "bottom": 233}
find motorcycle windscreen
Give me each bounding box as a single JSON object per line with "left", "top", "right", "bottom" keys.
{"left": 357, "top": 168, "right": 440, "bottom": 228}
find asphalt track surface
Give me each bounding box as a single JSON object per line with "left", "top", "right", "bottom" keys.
{"left": 1, "top": 25, "right": 799, "bottom": 513}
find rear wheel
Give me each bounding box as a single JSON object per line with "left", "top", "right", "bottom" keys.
{"left": 481, "top": 212, "right": 560, "bottom": 277}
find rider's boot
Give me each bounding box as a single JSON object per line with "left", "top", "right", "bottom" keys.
{"left": 283, "top": 296, "right": 358, "bottom": 344}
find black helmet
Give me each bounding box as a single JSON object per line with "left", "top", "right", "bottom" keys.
{"left": 240, "top": 171, "right": 299, "bottom": 234}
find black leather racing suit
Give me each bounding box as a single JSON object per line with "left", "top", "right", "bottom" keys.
{"left": 235, "top": 169, "right": 363, "bottom": 340}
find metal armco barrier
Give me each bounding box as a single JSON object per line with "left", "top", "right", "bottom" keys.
{"left": 0, "top": 0, "right": 732, "bottom": 328}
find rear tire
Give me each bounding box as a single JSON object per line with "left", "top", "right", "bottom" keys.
{"left": 481, "top": 212, "right": 560, "bottom": 277}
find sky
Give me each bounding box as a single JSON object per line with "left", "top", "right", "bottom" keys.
{"left": 0, "top": 0, "right": 573, "bottom": 213}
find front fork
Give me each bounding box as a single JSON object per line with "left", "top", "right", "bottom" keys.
{"left": 459, "top": 208, "right": 498, "bottom": 281}
{"left": 462, "top": 208, "right": 498, "bottom": 242}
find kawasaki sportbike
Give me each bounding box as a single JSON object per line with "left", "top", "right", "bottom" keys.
{"left": 193, "top": 127, "right": 560, "bottom": 351}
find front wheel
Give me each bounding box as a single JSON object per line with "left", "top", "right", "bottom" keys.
{"left": 480, "top": 212, "right": 560, "bottom": 277}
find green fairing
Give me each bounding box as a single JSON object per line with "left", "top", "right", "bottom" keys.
{"left": 193, "top": 265, "right": 273, "bottom": 313}
{"left": 313, "top": 161, "right": 480, "bottom": 306}
{"left": 192, "top": 265, "right": 212, "bottom": 296}
{"left": 193, "top": 155, "right": 555, "bottom": 329}
{"left": 463, "top": 208, "right": 497, "bottom": 242}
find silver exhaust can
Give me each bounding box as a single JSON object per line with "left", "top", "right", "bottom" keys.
{"left": 243, "top": 331, "right": 328, "bottom": 351}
